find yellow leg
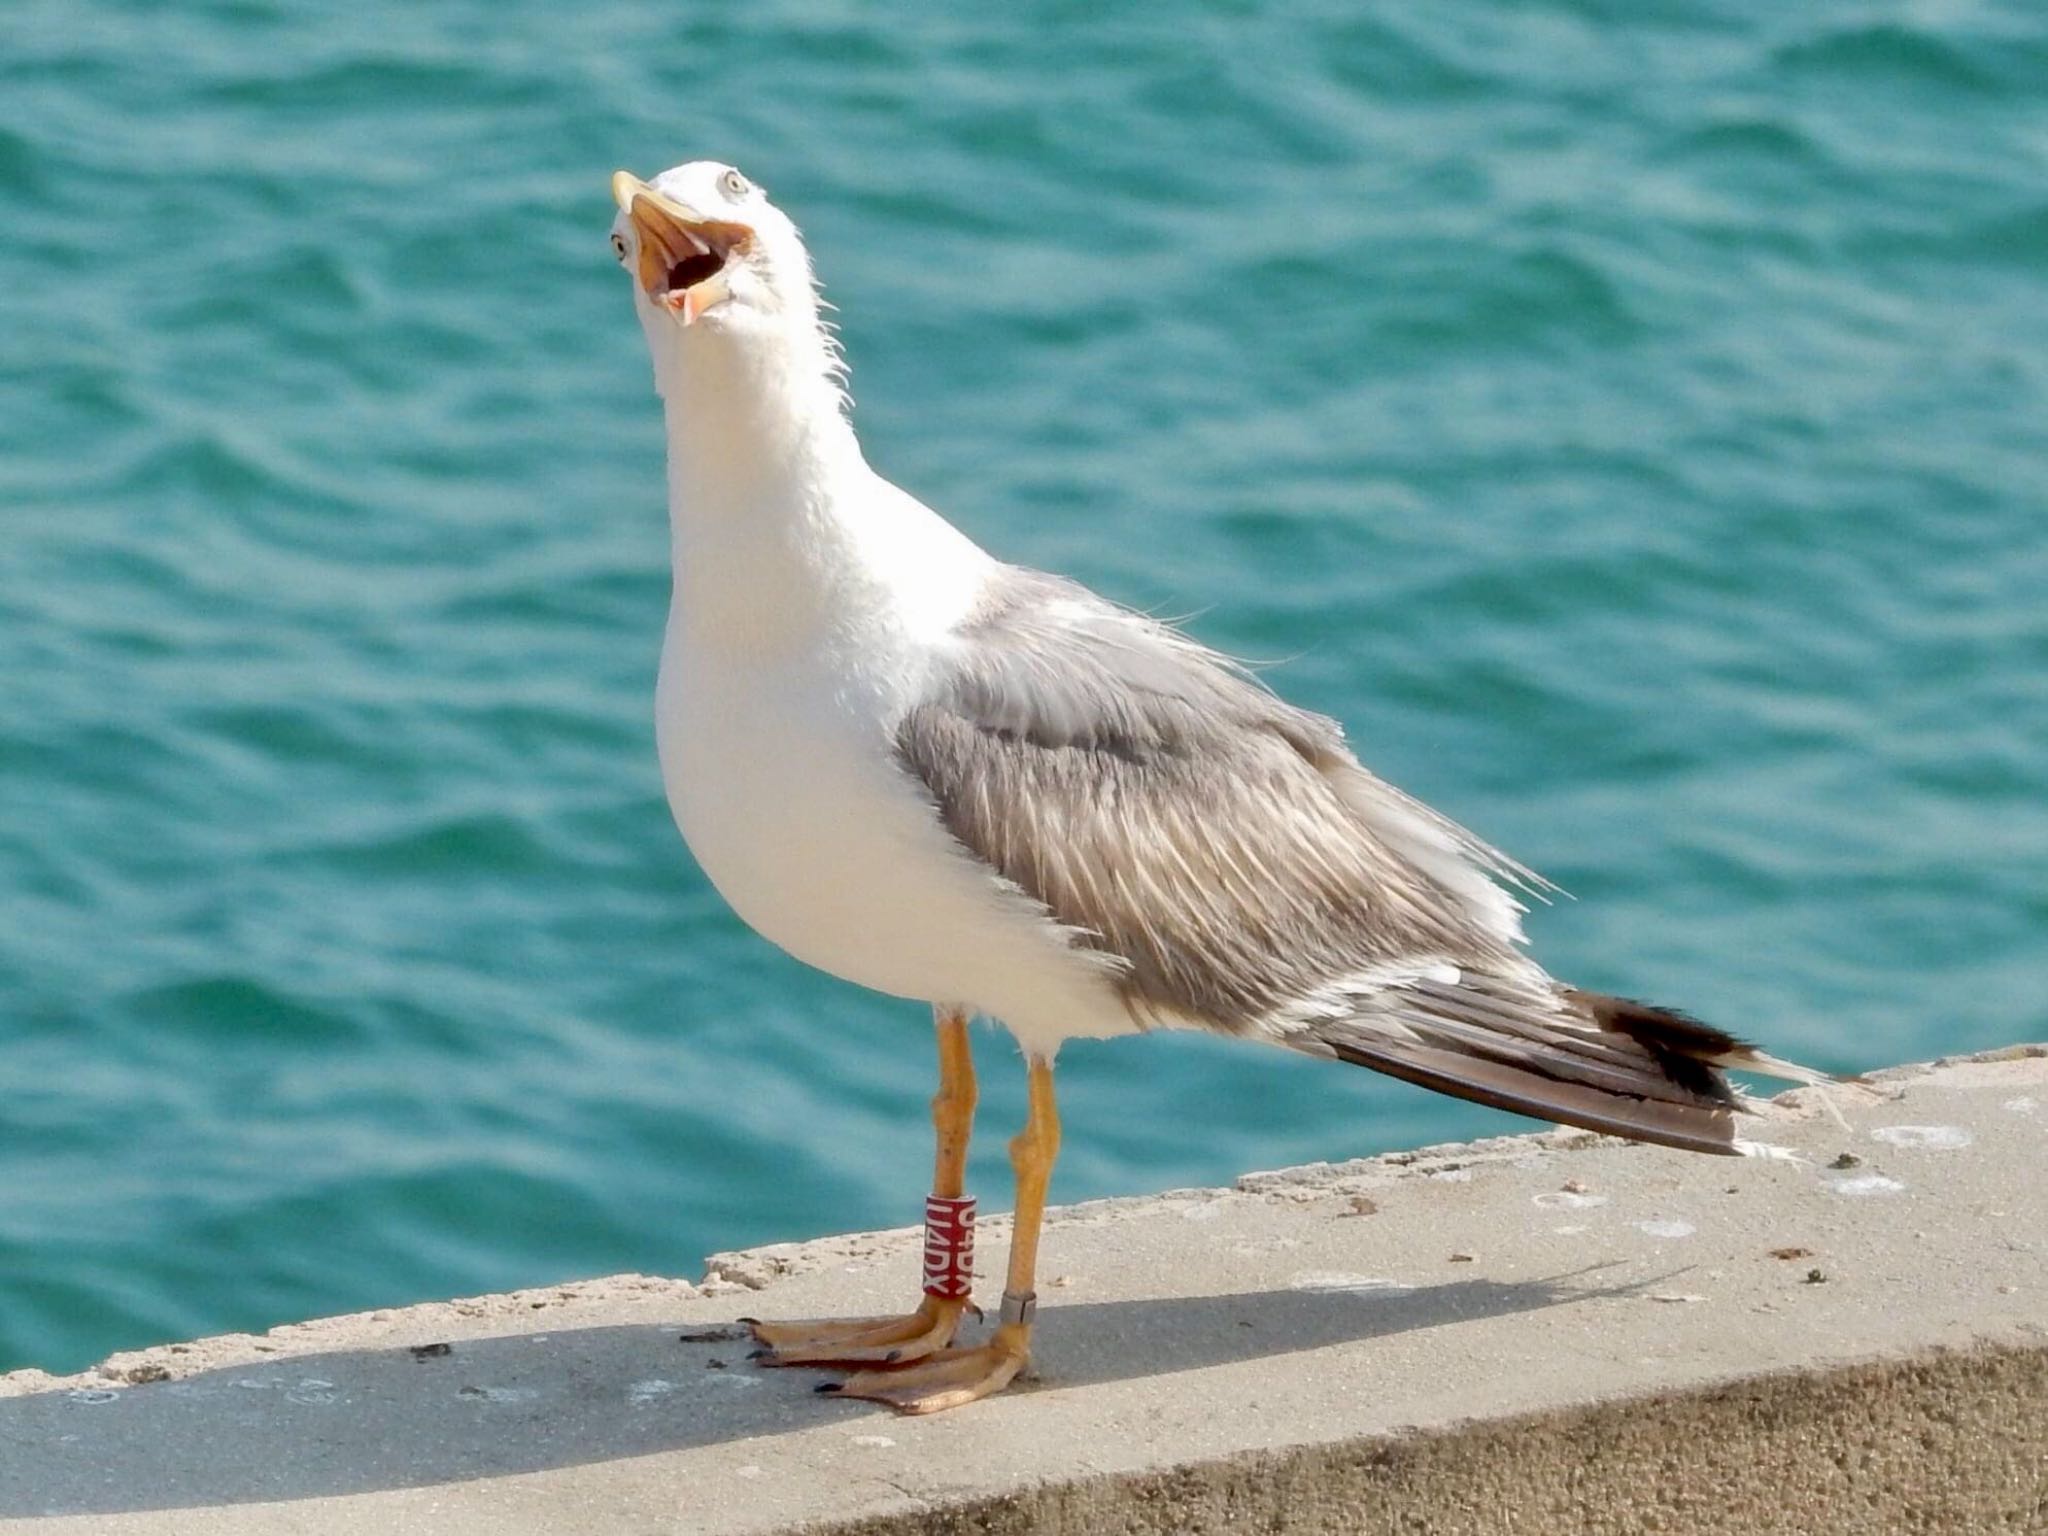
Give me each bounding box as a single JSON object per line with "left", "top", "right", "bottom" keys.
{"left": 931, "top": 1003, "right": 977, "bottom": 1201}
{"left": 823, "top": 1054, "right": 1060, "bottom": 1414}
{"left": 745, "top": 1006, "right": 980, "bottom": 1367}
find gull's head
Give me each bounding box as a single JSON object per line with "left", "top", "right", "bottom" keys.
{"left": 609, "top": 161, "right": 824, "bottom": 359}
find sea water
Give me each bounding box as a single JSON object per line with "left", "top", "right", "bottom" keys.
{"left": 2, "top": 1, "right": 2043, "bottom": 1373}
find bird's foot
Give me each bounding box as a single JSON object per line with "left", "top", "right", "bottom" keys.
{"left": 813, "top": 1326, "right": 1030, "bottom": 1415}
{"left": 743, "top": 1295, "right": 974, "bottom": 1368}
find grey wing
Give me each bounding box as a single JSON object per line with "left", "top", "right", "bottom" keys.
{"left": 895, "top": 567, "right": 1818, "bottom": 1157}
{"left": 896, "top": 566, "right": 1547, "bottom": 1032}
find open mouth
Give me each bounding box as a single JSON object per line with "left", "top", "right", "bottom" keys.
{"left": 611, "top": 171, "right": 754, "bottom": 321}
{"left": 664, "top": 247, "right": 725, "bottom": 295}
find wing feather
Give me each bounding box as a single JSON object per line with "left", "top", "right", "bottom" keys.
{"left": 895, "top": 568, "right": 1529, "bottom": 1035}
{"left": 892, "top": 566, "right": 1824, "bottom": 1157}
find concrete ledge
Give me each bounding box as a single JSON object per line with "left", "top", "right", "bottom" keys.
{"left": 4, "top": 1047, "right": 2044, "bottom": 1533}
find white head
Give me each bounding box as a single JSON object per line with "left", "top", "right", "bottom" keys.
{"left": 609, "top": 161, "right": 846, "bottom": 424}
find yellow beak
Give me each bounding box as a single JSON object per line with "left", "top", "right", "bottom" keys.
{"left": 610, "top": 170, "right": 752, "bottom": 325}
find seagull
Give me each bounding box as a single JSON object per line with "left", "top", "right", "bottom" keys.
{"left": 607, "top": 160, "right": 1831, "bottom": 1414}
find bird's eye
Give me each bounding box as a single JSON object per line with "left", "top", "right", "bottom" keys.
{"left": 719, "top": 169, "right": 751, "bottom": 199}
{"left": 610, "top": 232, "right": 628, "bottom": 261}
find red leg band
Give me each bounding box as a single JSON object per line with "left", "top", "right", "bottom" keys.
{"left": 921, "top": 1194, "right": 976, "bottom": 1300}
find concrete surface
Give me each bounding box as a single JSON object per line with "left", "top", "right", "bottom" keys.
{"left": 3, "top": 1047, "right": 2044, "bottom": 1534}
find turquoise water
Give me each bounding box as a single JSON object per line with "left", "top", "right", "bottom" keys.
{"left": 4, "top": 2, "right": 2044, "bottom": 1377}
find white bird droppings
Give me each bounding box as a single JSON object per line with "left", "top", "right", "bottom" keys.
{"left": 1287, "top": 1272, "right": 1413, "bottom": 1294}
{"left": 2002, "top": 1096, "right": 2036, "bottom": 1115}
{"left": 1826, "top": 1173, "right": 1907, "bottom": 1197}
{"left": 66, "top": 1389, "right": 119, "bottom": 1405}
{"left": 852, "top": 1434, "right": 896, "bottom": 1448}
{"left": 1648, "top": 1293, "right": 1707, "bottom": 1304}
{"left": 1871, "top": 1125, "right": 1972, "bottom": 1150}
{"left": 458, "top": 1385, "right": 537, "bottom": 1404}
{"left": 1637, "top": 1219, "right": 1696, "bottom": 1240}
{"left": 629, "top": 1379, "right": 678, "bottom": 1404}
{"left": 1532, "top": 1191, "right": 1608, "bottom": 1210}
{"left": 735, "top": 1465, "right": 764, "bottom": 1480}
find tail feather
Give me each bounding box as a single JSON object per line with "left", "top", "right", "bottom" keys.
{"left": 1561, "top": 989, "right": 1745, "bottom": 1105}
{"left": 1301, "top": 982, "right": 1831, "bottom": 1159}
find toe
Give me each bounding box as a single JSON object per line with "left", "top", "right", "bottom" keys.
{"left": 746, "top": 1300, "right": 971, "bottom": 1368}
{"left": 824, "top": 1345, "right": 1027, "bottom": 1414}
{"left": 745, "top": 1314, "right": 902, "bottom": 1350}
{"left": 764, "top": 1315, "right": 961, "bottom": 1368}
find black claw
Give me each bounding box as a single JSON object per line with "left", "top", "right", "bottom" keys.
{"left": 746, "top": 1348, "right": 771, "bottom": 1362}
{"left": 814, "top": 1382, "right": 842, "bottom": 1395}
{"left": 883, "top": 1349, "right": 901, "bottom": 1363}
{"left": 736, "top": 1316, "right": 762, "bottom": 1327}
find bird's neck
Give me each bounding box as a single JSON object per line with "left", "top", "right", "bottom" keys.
{"left": 655, "top": 331, "right": 988, "bottom": 657}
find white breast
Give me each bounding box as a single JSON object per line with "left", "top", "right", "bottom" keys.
{"left": 653, "top": 531, "right": 1136, "bottom": 1057}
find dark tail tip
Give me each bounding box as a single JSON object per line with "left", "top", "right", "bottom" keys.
{"left": 1562, "top": 989, "right": 1748, "bottom": 1106}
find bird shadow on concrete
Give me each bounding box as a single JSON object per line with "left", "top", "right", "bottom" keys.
{"left": 0, "top": 1269, "right": 1643, "bottom": 1517}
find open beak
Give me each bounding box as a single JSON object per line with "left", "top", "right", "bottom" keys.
{"left": 611, "top": 171, "right": 754, "bottom": 325}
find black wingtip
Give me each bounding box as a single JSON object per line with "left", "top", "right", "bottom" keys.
{"left": 1565, "top": 988, "right": 1744, "bottom": 1105}
{"left": 813, "top": 1382, "right": 842, "bottom": 1395}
